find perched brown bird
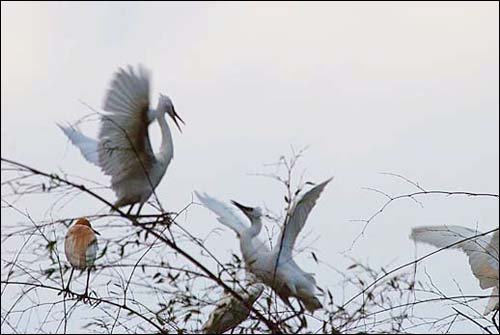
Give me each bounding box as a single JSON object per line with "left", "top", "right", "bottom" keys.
{"left": 63, "top": 218, "right": 99, "bottom": 300}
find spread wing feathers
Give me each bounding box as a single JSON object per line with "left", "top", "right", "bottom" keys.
{"left": 202, "top": 284, "right": 264, "bottom": 334}
{"left": 410, "top": 226, "right": 499, "bottom": 289}
{"left": 485, "top": 230, "right": 499, "bottom": 272}
{"left": 58, "top": 123, "right": 100, "bottom": 166}
{"left": 98, "top": 65, "right": 155, "bottom": 187}
{"left": 277, "top": 177, "right": 333, "bottom": 259}
{"left": 195, "top": 191, "right": 249, "bottom": 236}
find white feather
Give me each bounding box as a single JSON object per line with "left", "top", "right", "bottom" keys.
{"left": 195, "top": 191, "right": 249, "bottom": 236}
{"left": 277, "top": 178, "right": 333, "bottom": 261}
{"left": 410, "top": 226, "right": 499, "bottom": 315}
{"left": 58, "top": 123, "right": 99, "bottom": 165}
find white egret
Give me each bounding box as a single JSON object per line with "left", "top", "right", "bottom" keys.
{"left": 196, "top": 178, "right": 332, "bottom": 312}
{"left": 202, "top": 282, "right": 265, "bottom": 334}
{"left": 58, "top": 65, "right": 184, "bottom": 215}
{"left": 63, "top": 217, "right": 99, "bottom": 300}
{"left": 410, "top": 225, "right": 499, "bottom": 315}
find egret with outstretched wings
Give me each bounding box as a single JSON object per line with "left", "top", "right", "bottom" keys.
{"left": 59, "top": 65, "right": 184, "bottom": 215}
{"left": 196, "top": 177, "right": 332, "bottom": 312}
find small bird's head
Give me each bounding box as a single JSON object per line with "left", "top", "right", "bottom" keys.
{"left": 74, "top": 217, "right": 100, "bottom": 235}
{"left": 231, "top": 200, "right": 263, "bottom": 220}
{"left": 158, "top": 94, "right": 185, "bottom": 132}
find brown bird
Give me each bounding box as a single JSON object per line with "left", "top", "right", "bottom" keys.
{"left": 63, "top": 218, "right": 99, "bottom": 300}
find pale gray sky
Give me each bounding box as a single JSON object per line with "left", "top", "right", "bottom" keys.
{"left": 1, "top": 2, "right": 499, "bottom": 333}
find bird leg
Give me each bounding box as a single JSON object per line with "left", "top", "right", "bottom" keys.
{"left": 59, "top": 268, "right": 74, "bottom": 298}
{"left": 78, "top": 268, "right": 92, "bottom": 304}
{"left": 126, "top": 204, "right": 135, "bottom": 216}
{"left": 85, "top": 268, "right": 91, "bottom": 302}
{"left": 135, "top": 203, "right": 144, "bottom": 217}
{"left": 280, "top": 299, "right": 307, "bottom": 331}
{"left": 493, "top": 310, "right": 499, "bottom": 333}
{"left": 281, "top": 300, "right": 305, "bottom": 324}
{"left": 296, "top": 302, "right": 307, "bottom": 331}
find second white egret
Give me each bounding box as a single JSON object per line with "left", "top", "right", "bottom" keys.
{"left": 196, "top": 178, "right": 332, "bottom": 312}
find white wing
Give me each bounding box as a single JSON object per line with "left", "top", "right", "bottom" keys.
{"left": 195, "top": 191, "right": 248, "bottom": 236}
{"left": 98, "top": 65, "right": 156, "bottom": 188}
{"left": 58, "top": 123, "right": 100, "bottom": 165}
{"left": 485, "top": 230, "right": 499, "bottom": 273}
{"left": 276, "top": 178, "right": 333, "bottom": 260}
{"left": 410, "top": 226, "right": 499, "bottom": 289}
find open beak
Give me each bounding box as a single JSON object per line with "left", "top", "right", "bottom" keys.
{"left": 170, "top": 106, "right": 185, "bottom": 133}
{"left": 231, "top": 200, "right": 254, "bottom": 214}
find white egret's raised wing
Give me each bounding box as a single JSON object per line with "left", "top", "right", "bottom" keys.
{"left": 410, "top": 226, "right": 499, "bottom": 289}
{"left": 277, "top": 178, "right": 333, "bottom": 260}
{"left": 58, "top": 123, "right": 100, "bottom": 166}
{"left": 485, "top": 230, "right": 499, "bottom": 273}
{"left": 195, "top": 191, "right": 248, "bottom": 236}
{"left": 98, "top": 65, "right": 155, "bottom": 187}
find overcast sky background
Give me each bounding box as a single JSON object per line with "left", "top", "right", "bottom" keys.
{"left": 1, "top": 2, "right": 499, "bottom": 333}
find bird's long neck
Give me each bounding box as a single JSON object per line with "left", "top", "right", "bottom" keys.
{"left": 156, "top": 112, "right": 174, "bottom": 166}
{"left": 241, "top": 217, "right": 262, "bottom": 249}
{"left": 247, "top": 217, "right": 262, "bottom": 239}
{"left": 240, "top": 217, "right": 263, "bottom": 263}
